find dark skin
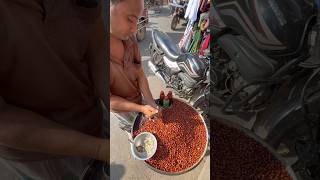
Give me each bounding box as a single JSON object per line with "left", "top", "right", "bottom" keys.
{"left": 110, "top": 0, "right": 159, "bottom": 118}
{"left": 110, "top": 0, "right": 142, "bottom": 41}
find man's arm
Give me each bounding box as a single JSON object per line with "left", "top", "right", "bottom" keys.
{"left": 110, "top": 94, "right": 158, "bottom": 117}
{"left": 137, "top": 67, "right": 158, "bottom": 108}
{"left": 110, "top": 94, "right": 143, "bottom": 113}
{"left": 0, "top": 96, "right": 109, "bottom": 162}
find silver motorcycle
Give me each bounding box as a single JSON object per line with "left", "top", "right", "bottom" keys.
{"left": 148, "top": 29, "right": 210, "bottom": 118}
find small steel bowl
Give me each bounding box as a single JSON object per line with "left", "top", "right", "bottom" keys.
{"left": 130, "top": 132, "right": 158, "bottom": 161}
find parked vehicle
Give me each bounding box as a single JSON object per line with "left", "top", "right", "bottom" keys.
{"left": 211, "top": 1, "right": 320, "bottom": 179}
{"left": 169, "top": 0, "right": 188, "bottom": 30}
{"left": 148, "top": 29, "right": 210, "bottom": 119}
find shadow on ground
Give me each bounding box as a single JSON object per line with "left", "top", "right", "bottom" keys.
{"left": 110, "top": 163, "right": 126, "bottom": 180}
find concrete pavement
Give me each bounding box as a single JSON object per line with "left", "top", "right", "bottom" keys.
{"left": 110, "top": 6, "right": 210, "bottom": 180}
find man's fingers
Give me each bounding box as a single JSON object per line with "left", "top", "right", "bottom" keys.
{"left": 148, "top": 110, "right": 157, "bottom": 115}
{"left": 146, "top": 106, "right": 157, "bottom": 112}
{"left": 143, "top": 105, "right": 160, "bottom": 118}
{"left": 153, "top": 108, "right": 158, "bottom": 113}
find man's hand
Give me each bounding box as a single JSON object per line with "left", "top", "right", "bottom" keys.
{"left": 141, "top": 105, "right": 158, "bottom": 118}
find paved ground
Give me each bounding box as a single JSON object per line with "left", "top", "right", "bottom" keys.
{"left": 110, "top": 6, "right": 210, "bottom": 180}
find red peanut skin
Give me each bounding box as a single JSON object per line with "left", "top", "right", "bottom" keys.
{"left": 211, "top": 121, "right": 292, "bottom": 180}
{"left": 134, "top": 100, "right": 207, "bottom": 173}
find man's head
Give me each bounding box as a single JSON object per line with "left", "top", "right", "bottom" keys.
{"left": 110, "top": 0, "right": 144, "bottom": 40}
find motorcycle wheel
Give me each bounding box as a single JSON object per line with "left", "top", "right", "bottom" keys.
{"left": 171, "top": 15, "right": 179, "bottom": 30}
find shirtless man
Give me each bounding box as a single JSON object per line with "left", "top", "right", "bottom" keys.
{"left": 110, "top": 0, "right": 159, "bottom": 132}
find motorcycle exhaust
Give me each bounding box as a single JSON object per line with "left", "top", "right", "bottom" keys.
{"left": 148, "top": 60, "right": 167, "bottom": 82}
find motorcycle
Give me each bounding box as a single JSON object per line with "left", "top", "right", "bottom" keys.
{"left": 169, "top": 0, "right": 188, "bottom": 30}
{"left": 211, "top": 0, "right": 320, "bottom": 179}
{"left": 148, "top": 29, "right": 210, "bottom": 119}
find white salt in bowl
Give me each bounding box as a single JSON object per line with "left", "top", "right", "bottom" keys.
{"left": 130, "top": 132, "right": 157, "bottom": 161}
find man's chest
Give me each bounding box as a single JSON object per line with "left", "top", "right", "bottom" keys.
{"left": 110, "top": 38, "right": 125, "bottom": 63}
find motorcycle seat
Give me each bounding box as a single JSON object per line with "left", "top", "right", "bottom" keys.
{"left": 152, "top": 29, "right": 181, "bottom": 60}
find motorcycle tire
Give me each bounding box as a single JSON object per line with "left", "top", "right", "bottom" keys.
{"left": 171, "top": 15, "right": 179, "bottom": 30}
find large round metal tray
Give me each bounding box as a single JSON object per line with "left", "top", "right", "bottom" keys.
{"left": 131, "top": 98, "right": 209, "bottom": 175}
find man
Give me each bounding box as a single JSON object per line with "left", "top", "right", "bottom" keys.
{"left": 110, "top": 0, "right": 159, "bottom": 133}
{"left": 0, "top": 0, "right": 109, "bottom": 179}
